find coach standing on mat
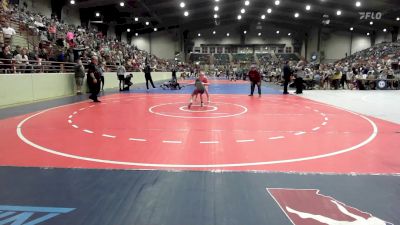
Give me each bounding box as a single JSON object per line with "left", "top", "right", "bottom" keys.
{"left": 144, "top": 62, "right": 156, "bottom": 91}
{"left": 248, "top": 65, "right": 262, "bottom": 97}
{"left": 283, "top": 61, "right": 292, "bottom": 94}
{"left": 87, "top": 56, "right": 101, "bottom": 102}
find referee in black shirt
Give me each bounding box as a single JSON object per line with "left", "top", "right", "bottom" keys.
{"left": 87, "top": 56, "right": 101, "bottom": 102}
{"left": 283, "top": 61, "right": 292, "bottom": 94}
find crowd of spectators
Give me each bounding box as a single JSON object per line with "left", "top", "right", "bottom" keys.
{"left": 264, "top": 41, "right": 400, "bottom": 90}
{"left": 0, "top": 3, "right": 176, "bottom": 74}
{"left": 1, "top": 2, "right": 400, "bottom": 91}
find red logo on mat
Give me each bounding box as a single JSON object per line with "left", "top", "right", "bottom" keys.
{"left": 267, "top": 188, "right": 393, "bottom": 225}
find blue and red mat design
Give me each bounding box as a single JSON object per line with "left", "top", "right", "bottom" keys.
{"left": 0, "top": 92, "right": 399, "bottom": 173}
{"left": 0, "top": 81, "right": 399, "bottom": 225}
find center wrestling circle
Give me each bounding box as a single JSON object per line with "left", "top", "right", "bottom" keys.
{"left": 149, "top": 102, "right": 248, "bottom": 118}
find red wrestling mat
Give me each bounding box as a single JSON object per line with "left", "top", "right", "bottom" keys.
{"left": 0, "top": 93, "right": 399, "bottom": 174}
{"left": 180, "top": 79, "right": 249, "bottom": 84}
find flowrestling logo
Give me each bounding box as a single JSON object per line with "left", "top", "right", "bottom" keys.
{"left": 0, "top": 205, "right": 75, "bottom": 225}
{"left": 359, "top": 12, "right": 382, "bottom": 20}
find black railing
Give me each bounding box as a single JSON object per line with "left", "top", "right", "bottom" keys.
{"left": 0, "top": 58, "right": 172, "bottom": 74}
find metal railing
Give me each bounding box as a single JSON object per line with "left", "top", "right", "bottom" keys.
{"left": 0, "top": 58, "right": 118, "bottom": 74}
{"left": 0, "top": 58, "right": 169, "bottom": 74}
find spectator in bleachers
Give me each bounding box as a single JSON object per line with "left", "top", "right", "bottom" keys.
{"left": 14, "top": 47, "right": 30, "bottom": 73}
{"left": 48, "top": 23, "right": 56, "bottom": 42}
{"left": 0, "top": 44, "right": 14, "bottom": 73}
{"left": 332, "top": 67, "right": 342, "bottom": 90}
{"left": 2, "top": 22, "right": 16, "bottom": 44}
{"left": 12, "top": 45, "right": 20, "bottom": 57}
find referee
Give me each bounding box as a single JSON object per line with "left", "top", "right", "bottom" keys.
{"left": 87, "top": 56, "right": 101, "bottom": 102}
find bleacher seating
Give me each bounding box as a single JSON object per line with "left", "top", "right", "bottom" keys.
{"left": 344, "top": 42, "right": 400, "bottom": 63}
{"left": 214, "top": 54, "right": 230, "bottom": 65}
{"left": 189, "top": 53, "right": 211, "bottom": 64}
{"left": 276, "top": 53, "right": 300, "bottom": 61}
{"left": 232, "top": 53, "right": 254, "bottom": 64}
{"left": 256, "top": 53, "right": 272, "bottom": 64}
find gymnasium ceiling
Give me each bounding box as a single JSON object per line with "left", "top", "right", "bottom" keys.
{"left": 73, "top": 0, "right": 400, "bottom": 35}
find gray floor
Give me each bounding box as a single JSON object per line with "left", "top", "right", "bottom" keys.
{"left": 299, "top": 90, "right": 400, "bottom": 124}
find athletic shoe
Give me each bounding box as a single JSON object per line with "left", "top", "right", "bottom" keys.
{"left": 248, "top": 94, "right": 253, "bottom": 96}
{"left": 201, "top": 102, "right": 204, "bottom": 107}
{"left": 188, "top": 103, "right": 192, "bottom": 109}
{"left": 94, "top": 100, "right": 101, "bottom": 103}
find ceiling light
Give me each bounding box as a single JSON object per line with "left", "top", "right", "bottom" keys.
{"left": 135, "top": 33, "right": 138, "bottom": 36}
{"left": 383, "top": 28, "right": 387, "bottom": 32}
{"left": 184, "top": 11, "right": 189, "bottom": 16}
{"left": 146, "top": 21, "right": 150, "bottom": 26}
{"left": 180, "top": 2, "right": 185, "bottom": 8}
{"left": 350, "top": 27, "right": 354, "bottom": 31}
{"left": 120, "top": 2, "right": 125, "bottom": 7}
{"left": 369, "top": 21, "right": 373, "bottom": 25}
{"left": 214, "top": 6, "right": 219, "bottom": 11}
{"left": 261, "top": 14, "right": 266, "bottom": 20}
{"left": 245, "top": 0, "right": 250, "bottom": 6}
{"left": 294, "top": 12, "right": 299, "bottom": 18}
{"left": 154, "top": 28, "right": 158, "bottom": 32}
{"left": 214, "top": 14, "right": 218, "bottom": 18}
{"left": 127, "top": 28, "right": 130, "bottom": 32}
{"left": 305, "top": 5, "right": 311, "bottom": 11}
{"left": 95, "top": 12, "right": 100, "bottom": 17}
{"left": 227, "top": 33, "right": 230, "bottom": 36}
{"left": 241, "top": 8, "right": 246, "bottom": 14}
{"left": 134, "top": 17, "right": 139, "bottom": 21}
{"left": 215, "top": 0, "right": 219, "bottom": 2}
{"left": 267, "top": 8, "right": 272, "bottom": 14}
{"left": 237, "top": 15, "right": 242, "bottom": 20}
{"left": 243, "top": 30, "right": 247, "bottom": 34}
{"left": 336, "top": 10, "right": 342, "bottom": 16}
{"left": 397, "top": 17, "right": 400, "bottom": 21}
{"left": 355, "top": 1, "right": 361, "bottom": 7}
{"left": 213, "top": 30, "right": 216, "bottom": 35}
{"left": 258, "top": 33, "right": 261, "bottom": 36}
{"left": 274, "top": 0, "right": 280, "bottom": 6}
{"left": 367, "top": 32, "right": 370, "bottom": 36}
{"left": 70, "top": 0, "right": 75, "bottom": 4}
{"left": 288, "top": 33, "right": 291, "bottom": 36}
{"left": 198, "top": 33, "right": 201, "bottom": 37}
{"left": 276, "top": 30, "right": 280, "bottom": 34}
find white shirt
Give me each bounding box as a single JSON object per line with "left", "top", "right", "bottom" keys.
{"left": 2, "top": 27, "right": 16, "bottom": 38}
{"left": 15, "top": 54, "right": 29, "bottom": 64}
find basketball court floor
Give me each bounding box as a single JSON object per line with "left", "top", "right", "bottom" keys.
{"left": 0, "top": 80, "right": 399, "bottom": 225}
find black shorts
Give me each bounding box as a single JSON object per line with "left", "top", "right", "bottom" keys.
{"left": 118, "top": 75, "right": 125, "bottom": 81}
{"left": 193, "top": 89, "right": 205, "bottom": 95}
